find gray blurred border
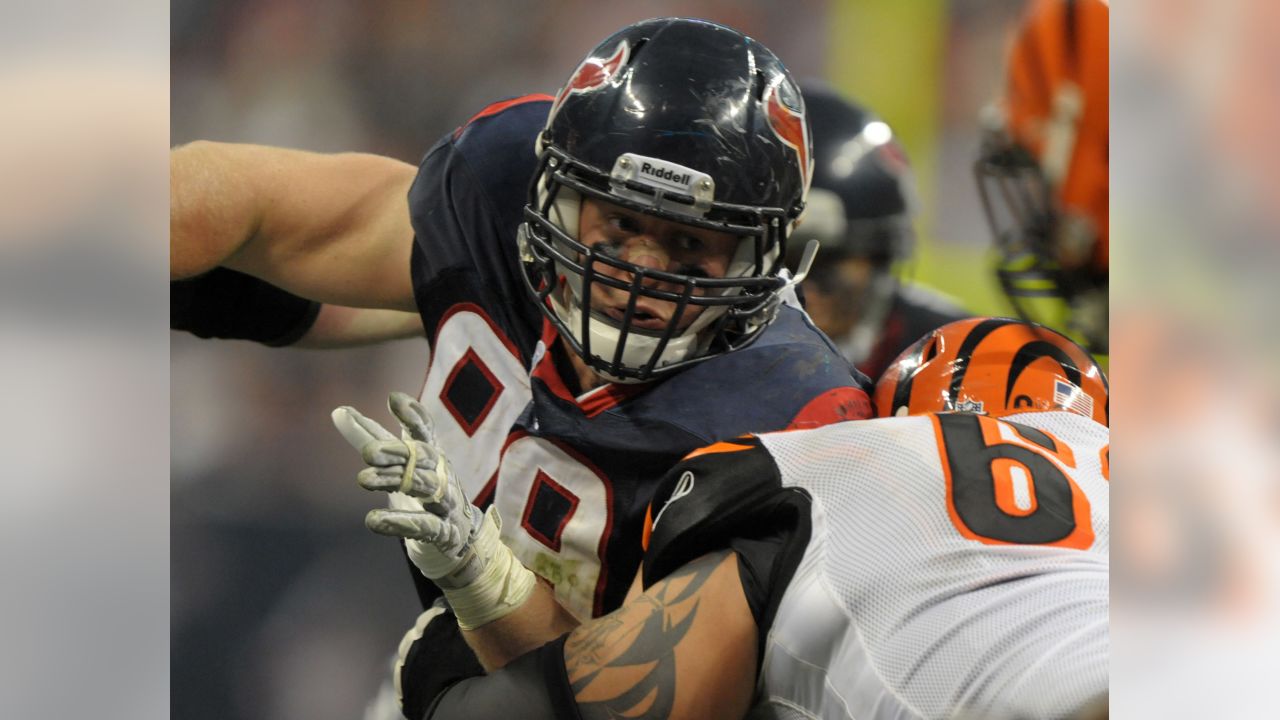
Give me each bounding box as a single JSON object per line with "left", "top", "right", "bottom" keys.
{"left": 1113, "top": 0, "right": 1280, "bottom": 717}
{"left": 0, "top": 1, "right": 169, "bottom": 718}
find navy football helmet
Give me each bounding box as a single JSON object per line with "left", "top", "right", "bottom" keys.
{"left": 785, "top": 84, "right": 916, "bottom": 348}
{"left": 518, "top": 18, "right": 813, "bottom": 383}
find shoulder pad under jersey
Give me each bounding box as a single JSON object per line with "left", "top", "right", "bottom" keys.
{"left": 642, "top": 435, "right": 805, "bottom": 588}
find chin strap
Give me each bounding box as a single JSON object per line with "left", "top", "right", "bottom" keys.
{"left": 783, "top": 238, "right": 821, "bottom": 290}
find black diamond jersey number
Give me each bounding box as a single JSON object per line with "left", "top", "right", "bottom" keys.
{"left": 522, "top": 471, "right": 579, "bottom": 552}
{"left": 440, "top": 348, "right": 503, "bottom": 436}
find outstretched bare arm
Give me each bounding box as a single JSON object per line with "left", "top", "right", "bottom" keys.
{"left": 170, "top": 141, "right": 418, "bottom": 311}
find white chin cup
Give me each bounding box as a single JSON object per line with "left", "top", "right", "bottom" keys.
{"left": 555, "top": 294, "right": 704, "bottom": 382}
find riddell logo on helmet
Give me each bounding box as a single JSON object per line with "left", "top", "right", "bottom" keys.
{"left": 612, "top": 153, "right": 712, "bottom": 199}
{"left": 640, "top": 162, "right": 691, "bottom": 186}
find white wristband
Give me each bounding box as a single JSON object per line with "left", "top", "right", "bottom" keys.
{"left": 440, "top": 506, "right": 537, "bottom": 630}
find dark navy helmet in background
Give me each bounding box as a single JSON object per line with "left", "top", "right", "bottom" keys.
{"left": 791, "top": 83, "right": 916, "bottom": 270}
{"left": 785, "top": 84, "right": 917, "bottom": 351}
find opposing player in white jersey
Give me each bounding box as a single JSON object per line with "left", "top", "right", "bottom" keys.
{"left": 351, "top": 317, "right": 1109, "bottom": 720}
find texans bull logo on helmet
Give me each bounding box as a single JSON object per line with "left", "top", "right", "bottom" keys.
{"left": 549, "top": 39, "right": 630, "bottom": 121}
{"left": 765, "top": 82, "right": 812, "bottom": 194}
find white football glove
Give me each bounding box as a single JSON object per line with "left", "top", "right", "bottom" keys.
{"left": 332, "top": 392, "right": 534, "bottom": 629}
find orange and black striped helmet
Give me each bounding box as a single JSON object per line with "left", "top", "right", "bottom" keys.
{"left": 874, "top": 317, "right": 1108, "bottom": 425}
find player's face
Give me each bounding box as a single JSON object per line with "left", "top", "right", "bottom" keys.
{"left": 801, "top": 256, "right": 874, "bottom": 339}
{"left": 575, "top": 197, "right": 739, "bottom": 331}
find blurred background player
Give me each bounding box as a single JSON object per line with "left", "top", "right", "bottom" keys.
{"left": 359, "top": 317, "right": 1109, "bottom": 719}
{"left": 974, "top": 0, "right": 1109, "bottom": 355}
{"left": 787, "top": 84, "right": 970, "bottom": 381}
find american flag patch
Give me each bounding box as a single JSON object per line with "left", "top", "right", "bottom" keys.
{"left": 1054, "top": 379, "right": 1094, "bottom": 417}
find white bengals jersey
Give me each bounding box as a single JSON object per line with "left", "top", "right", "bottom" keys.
{"left": 645, "top": 411, "right": 1109, "bottom": 720}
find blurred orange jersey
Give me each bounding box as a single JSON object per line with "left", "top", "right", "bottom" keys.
{"left": 1004, "top": 0, "right": 1109, "bottom": 271}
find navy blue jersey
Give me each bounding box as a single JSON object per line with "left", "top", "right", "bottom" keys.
{"left": 406, "top": 96, "right": 873, "bottom": 618}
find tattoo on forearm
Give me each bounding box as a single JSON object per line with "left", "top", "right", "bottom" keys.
{"left": 564, "top": 551, "right": 730, "bottom": 720}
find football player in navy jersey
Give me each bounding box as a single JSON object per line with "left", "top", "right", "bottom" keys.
{"left": 172, "top": 16, "right": 872, "bottom": 713}
{"left": 787, "top": 84, "right": 970, "bottom": 382}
